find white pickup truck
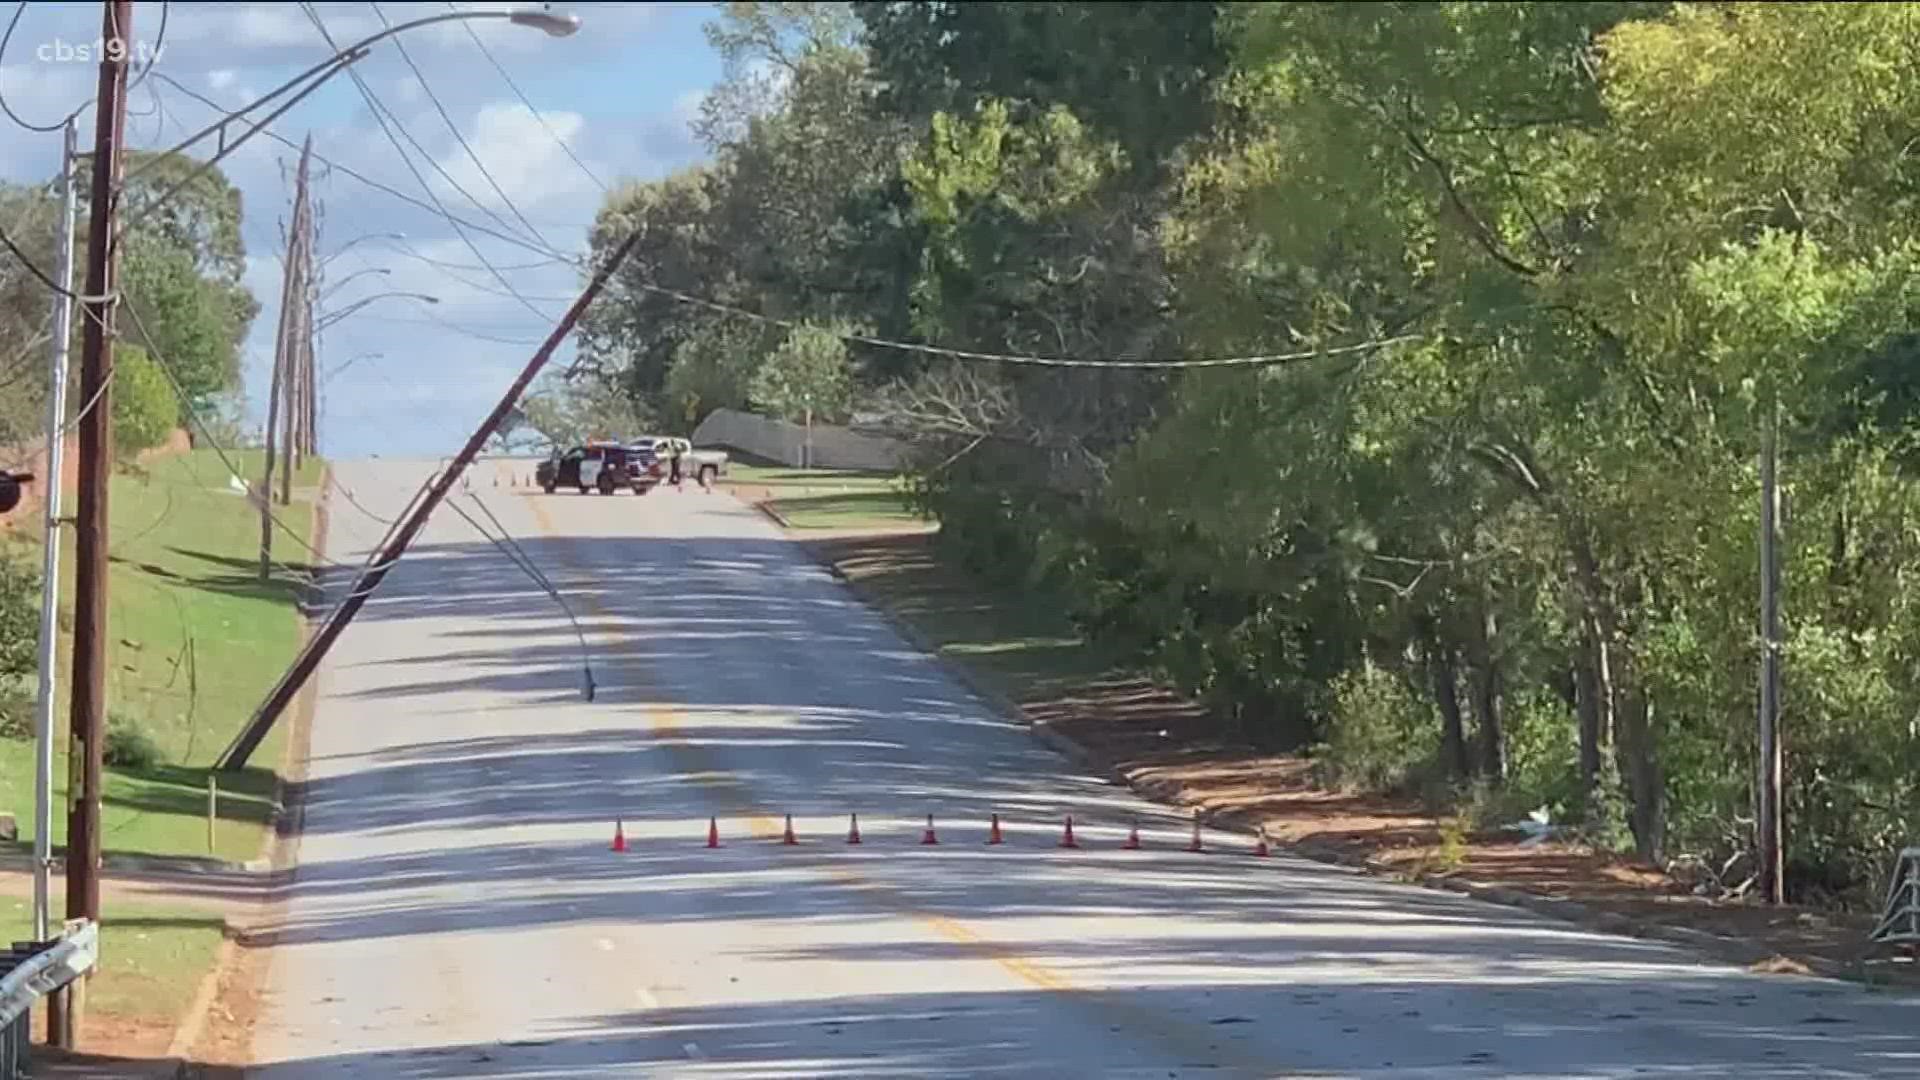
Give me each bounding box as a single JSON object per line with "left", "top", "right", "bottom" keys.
{"left": 633, "top": 437, "right": 729, "bottom": 486}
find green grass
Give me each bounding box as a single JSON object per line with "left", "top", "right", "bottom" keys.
{"left": 0, "top": 449, "right": 323, "bottom": 863}
{"left": 0, "top": 893, "right": 224, "bottom": 1023}
{"left": 727, "top": 464, "right": 930, "bottom": 530}
{"left": 823, "top": 533, "right": 1117, "bottom": 703}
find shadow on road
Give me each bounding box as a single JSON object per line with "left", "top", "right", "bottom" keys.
{"left": 221, "top": 491, "right": 1920, "bottom": 1078}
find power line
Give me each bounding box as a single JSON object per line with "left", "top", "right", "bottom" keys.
{"left": 0, "top": 222, "right": 114, "bottom": 302}
{"left": 387, "top": 238, "right": 573, "bottom": 273}
{"left": 0, "top": 1, "right": 166, "bottom": 133}
{"left": 451, "top": 1, "right": 608, "bottom": 195}
{"left": 144, "top": 71, "right": 582, "bottom": 266}
{"left": 631, "top": 278, "right": 1425, "bottom": 370}
{"left": 302, "top": 2, "right": 545, "bottom": 251}
{"left": 297, "top": 3, "right": 570, "bottom": 323}
{"left": 374, "top": 1, "right": 557, "bottom": 252}
{"left": 113, "top": 299, "right": 348, "bottom": 569}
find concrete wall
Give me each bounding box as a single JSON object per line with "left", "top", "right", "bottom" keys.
{"left": 692, "top": 408, "right": 909, "bottom": 472}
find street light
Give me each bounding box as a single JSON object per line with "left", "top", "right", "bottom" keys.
{"left": 315, "top": 291, "right": 440, "bottom": 334}
{"left": 320, "top": 267, "right": 391, "bottom": 302}
{"left": 321, "top": 232, "right": 407, "bottom": 268}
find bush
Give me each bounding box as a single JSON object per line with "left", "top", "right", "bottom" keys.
{"left": 0, "top": 683, "right": 31, "bottom": 740}
{"left": 111, "top": 344, "right": 177, "bottom": 456}
{"left": 0, "top": 557, "right": 38, "bottom": 683}
{"left": 103, "top": 712, "right": 164, "bottom": 771}
{"left": 1311, "top": 661, "right": 1434, "bottom": 793}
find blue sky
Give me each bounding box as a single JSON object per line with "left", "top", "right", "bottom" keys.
{"left": 0, "top": 1, "right": 725, "bottom": 458}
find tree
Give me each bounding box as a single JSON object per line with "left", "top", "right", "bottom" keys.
{"left": 120, "top": 234, "right": 242, "bottom": 419}
{"left": 77, "top": 153, "right": 256, "bottom": 418}
{"left": 111, "top": 343, "right": 176, "bottom": 455}
{"left": 750, "top": 322, "right": 854, "bottom": 424}
{"left": 0, "top": 181, "right": 59, "bottom": 446}
{"left": 664, "top": 316, "right": 775, "bottom": 428}
{"left": 520, "top": 371, "right": 655, "bottom": 448}
{"left": 855, "top": 1, "right": 1229, "bottom": 176}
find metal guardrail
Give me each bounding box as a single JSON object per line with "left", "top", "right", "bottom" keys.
{"left": 0, "top": 919, "right": 98, "bottom": 1078}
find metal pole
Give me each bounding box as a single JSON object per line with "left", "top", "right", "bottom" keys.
{"left": 1758, "top": 400, "right": 1784, "bottom": 904}
{"left": 58, "top": 0, "right": 133, "bottom": 1047}
{"left": 216, "top": 223, "right": 651, "bottom": 771}
{"left": 33, "top": 119, "right": 79, "bottom": 947}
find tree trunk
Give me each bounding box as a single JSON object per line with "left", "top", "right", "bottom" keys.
{"left": 1472, "top": 607, "right": 1507, "bottom": 783}
{"left": 1613, "top": 680, "right": 1666, "bottom": 863}
{"left": 1575, "top": 621, "right": 1606, "bottom": 793}
{"left": 1426, "top": 624, "right": 1471, "bottom": 781}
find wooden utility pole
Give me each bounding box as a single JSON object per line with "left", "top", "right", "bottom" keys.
{"left": 56, "top": 0, "right": 133, "bottom": 1048}
{"left": 261, "top": 137, "right": 311, "bottom": 573}
{"left": 276, "top": 147, "right": 311, "bottom": 509}
{"left": 1758, "top": 401, "right": 1785, "bottom": 904}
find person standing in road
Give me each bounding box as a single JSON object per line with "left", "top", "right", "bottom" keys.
{"left": 669, "top": 440, "right": 684, "bottom": 488}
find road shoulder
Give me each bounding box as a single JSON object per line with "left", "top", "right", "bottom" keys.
{"left": 732, "top": 486, "right": 1906, "bottom": 990}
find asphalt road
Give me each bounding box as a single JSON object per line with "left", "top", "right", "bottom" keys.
{"left": 244, "top": 457, "right": 1920, "bottom": 1079}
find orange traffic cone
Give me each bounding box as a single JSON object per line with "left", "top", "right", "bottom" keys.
{"left": 847, "top": 814, "right": 863, "bottom": 845}
{"left": 706, "top": 817, "right": 721, "bottom": 849}
{"left": 1122, "top": 820, "right": 1141, "bottom": 850}
{"left": 921, "top": 814, "right": 940, "bottom": 845}
{"left": 782, "top": 814, "right": 799, "bottom": 845}
{"left": 1059, "top": 815, "right": 1080, "bottom": 849}
{"left": 1188, "top": 809, "right": 1205, "bottom": 853}
{"left": 611, "top": 819, "right": 627, "bottom": 853}
{"left": 1252, "top": 827, "right": 1271, "bottom": 858}
{"left": 987, "top": 813, "right": 1004, "bottom": 845}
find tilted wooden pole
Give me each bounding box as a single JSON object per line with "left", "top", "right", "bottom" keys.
{"left": 215, "top": 225, "right": 648, "bottom": 771}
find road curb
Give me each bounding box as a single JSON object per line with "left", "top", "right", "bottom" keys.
{"left": 164, "top": 915, "right": 244, "bottom": 1067}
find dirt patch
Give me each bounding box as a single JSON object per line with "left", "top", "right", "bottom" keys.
{"left": 806, "top": 527, "right": 1907, "bottom": 984}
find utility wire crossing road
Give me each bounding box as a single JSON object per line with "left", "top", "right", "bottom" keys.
{"left": 242, "top": 458, "right": 1920, "bottom": 1079}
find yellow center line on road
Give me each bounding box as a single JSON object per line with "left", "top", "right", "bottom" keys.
{"left": 516, "top": 493, "right": 1276, "bottom": 1076}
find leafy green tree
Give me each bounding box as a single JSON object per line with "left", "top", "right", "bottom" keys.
{"left": 110, "top": 344, "right": 175, "bottom": 455}
{"left": 120, "top": 235, "right": 242, "bottom": 419}
{"left": 81, "top": 154, "right": 258, "bottom": 417}
{"left": 749, "top": 322, "right": 854, "bottom": 423}
{"left": 520, "top": 371, "right": 655, "bottom": 448}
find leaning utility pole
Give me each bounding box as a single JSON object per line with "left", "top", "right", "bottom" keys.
{"left": 216, "top": 222, "right": 652, "bottom": 772}
{"left": 56, "top": 0, "right": 133, "bottom": 1048}
{"left": 1758, "top": 400, "right": 1785, "bottom": 904}
{"left": 261, "top": 137, "right": 311, "bottom": 573}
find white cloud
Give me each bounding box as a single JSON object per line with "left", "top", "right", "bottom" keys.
{"left": 391, "top": 74, "right": 424, "bottom": 108}
{"left": 429, "top": 101, "right": 601, "bottom": 214}
{"left": 206, "top": 69, "right": 237, "bottom": 91}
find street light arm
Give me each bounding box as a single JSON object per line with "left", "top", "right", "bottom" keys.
{"left": 315, "top": 291, "right": 439, "bottom": 333}
{"left": 322, "top": 232, "right": 407, "bottom": 268}
{"left": 319, "top": 267, "right": 391, "bottom": 303}
{"left": 117, "top": 49, "right": 369, "bottom": 239}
